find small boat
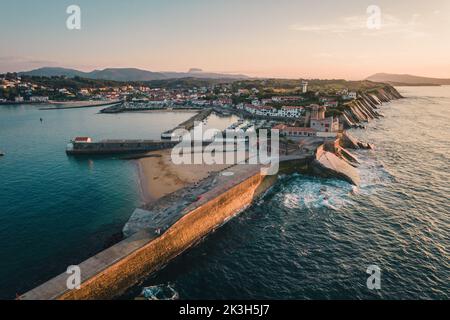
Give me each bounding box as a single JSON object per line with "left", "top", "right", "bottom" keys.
{"left": 161, "top": 131, "right": 174, "bottom": 139}
{"left": 0, "top": 151, "right": 4, "bottom": 156}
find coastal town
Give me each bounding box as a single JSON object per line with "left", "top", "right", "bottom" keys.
{"left": 1, "top": 0, "right": 448, "bottom": 305}
{"left": 0, "top": 72, "right": 369, "bottom": 139}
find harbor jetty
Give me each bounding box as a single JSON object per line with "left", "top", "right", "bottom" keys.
{"left": 100, "top": 102, "right": 203, "bottom": 114}
{"left": 39, "top": 101, "right": 122, "bottom": 111}
{"left": 161, "top": 108, "right": 212, "bottom": 139}
{"left": 66, "top": 138, "right": 179, "bottom": 155}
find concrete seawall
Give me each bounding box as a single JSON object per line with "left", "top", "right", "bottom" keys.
{"left": 20, "top": 161, "right": 285, "bottom": 300}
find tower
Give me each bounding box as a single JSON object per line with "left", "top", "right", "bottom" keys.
{"left": 311, "top": 104, "right": 319, "bottom": 120}
{"left": 318, "top": 106, "right": 325, "bottom": 120}
{"left": 302, "top": 81, "right": 308, "bottom": 94}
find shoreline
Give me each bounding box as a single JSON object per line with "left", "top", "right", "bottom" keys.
{"left": 135, "top": 160, "right": 155, "bottom": 205}
{"left": 135, "top": 149, "right": 241, "bottom": 205}
{"left": 0, "top": 100, "right": 119, "bottom": 107}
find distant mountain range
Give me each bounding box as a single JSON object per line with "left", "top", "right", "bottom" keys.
{"left": 19, "top": 67, "right": 249, "bottom": 81}
{"left": 366, "top": 73, "right": 450, "bottom": 86}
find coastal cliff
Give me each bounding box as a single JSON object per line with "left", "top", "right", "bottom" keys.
{"left": 340, "top": 85, "right": 403, "bottom": 128}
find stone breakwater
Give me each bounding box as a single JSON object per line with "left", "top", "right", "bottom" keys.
{"left": 340, "top": 86, "right": 403, "bottom": 128}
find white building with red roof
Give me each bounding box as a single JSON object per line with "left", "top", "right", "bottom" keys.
{"left": 73, "top": 137, "right": 92, "bottom": 143}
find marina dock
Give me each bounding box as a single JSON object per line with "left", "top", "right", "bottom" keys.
{"left": 161, "top": 108, "right": 212, "bottom": 139}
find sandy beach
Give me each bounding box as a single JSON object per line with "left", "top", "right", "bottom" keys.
{"left": 137, "top": 149, "right": 234, "bottom": 203}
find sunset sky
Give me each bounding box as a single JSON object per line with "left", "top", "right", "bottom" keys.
{"left": 1, "top": 0, "right": 450, "bottom": 79}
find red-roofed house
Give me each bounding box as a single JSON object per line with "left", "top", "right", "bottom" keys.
{"left": 74, "top": 137, "right": 92, "bottom": 143}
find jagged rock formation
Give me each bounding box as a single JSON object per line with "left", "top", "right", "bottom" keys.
{"left": 312, "top": 145, "right": 361, "bottom": 186}
{"left": 340, "top": 86, "right": 403, "bottom": 128}
{"left": 340, "top": 132, "right": 373, "bottom": 150}
{"left": 311, "top": 130, "right": 381, "bottom": 186}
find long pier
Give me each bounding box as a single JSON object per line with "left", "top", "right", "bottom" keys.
{"left": 39, "top": 101, "right": 122, "bottom": 111}
{"left": 161, "top": 108, "right": 212, "bottom": 139}
{"left": 100, "top": 102, "right": 204, "bottom": 114}
{"left": 66, "top": 139, "right": 179, "bottom": 155}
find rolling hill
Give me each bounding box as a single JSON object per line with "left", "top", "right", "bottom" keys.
{"left": 19, "top": 67, "right": 249, "bottom": 81}
{"left": 366, "top": 73, "right": 450, "bottom": 86}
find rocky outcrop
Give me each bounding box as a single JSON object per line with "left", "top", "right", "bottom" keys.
{"left": 312, "top": 145, "right": 360, "bottom": 186}
{"left": 312, "top": 129, "right": 381, "bottom": 185}
{"left": 340, "top": 132, "right": 373, "bottom": 150}
{"left": 337, "top": 147, "right": 360, "bottom": 166}
{"left": 340, "top": 85, "right": 403, "bottom": 128}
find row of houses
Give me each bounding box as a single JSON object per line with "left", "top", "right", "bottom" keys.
{"left": 29, "top": 96, "right": 49, "bottom": 103}
{"left": 273, "top": 104, "right": 341, "bottom": 138}
{"left": 273, "top": 124, "right": 317, "bottom": 137}
{"left": 237, "top": 104, "right": 306, "bottom": 118}
{"left": 274, "top": 120, "right": 340, "bottom": 138}
{"left": 8, "top": 95, "right": 49, "bottom": 103}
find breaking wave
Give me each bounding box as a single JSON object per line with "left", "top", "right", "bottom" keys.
{"left": 276, "top": 174, "right": 355, "bottom": 212}
{"left": 139, "top": 284, "right": 179, "bottom": 300}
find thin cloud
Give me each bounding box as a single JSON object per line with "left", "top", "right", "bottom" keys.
{"left": 290, "top": 14, "right": 427, "bottom": 39}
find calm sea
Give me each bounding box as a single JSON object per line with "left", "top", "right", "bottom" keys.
{"left": 0, "top": 104, "right": 235, "bottom": 299}
{"left": 122, "top": 86, "right": 449, "bottom": 300}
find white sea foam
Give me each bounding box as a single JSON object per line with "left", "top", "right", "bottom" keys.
{"left": 140, "top": 283, "right": 179, "bottom": 300}
{"left": 280, "top": 176, "right": 354, "bottom": 211}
